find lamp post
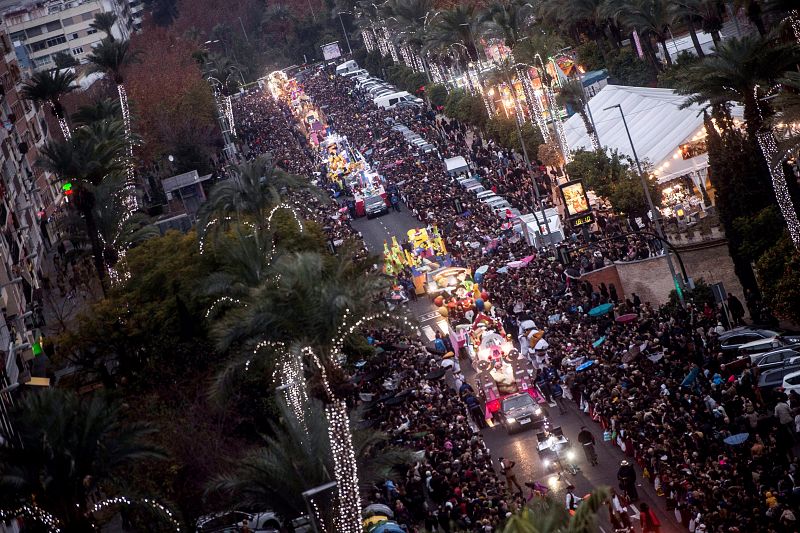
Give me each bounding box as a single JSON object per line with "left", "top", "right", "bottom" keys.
{"left": 337, "top": 12, "right": 353, "bottom": 55}
{"left": 604, "top": 103, "right": 686, "bottom": 305}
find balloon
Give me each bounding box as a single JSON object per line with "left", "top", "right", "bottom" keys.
{"left": 475, "top": 298, "right": 485, "bottom": 312}
{"left": 434, "top": 296, "right": 444, "bottom": 307}
{"left": 484, "top": 301, "right": 493, "bottom": 312}
{"left": 438, "top": 306, "right": 449, "bottom": 318}
{"left": 480, "top": 291, "right": 489, "bottom": 301}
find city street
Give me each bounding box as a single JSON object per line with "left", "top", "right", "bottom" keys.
{"left": 355, "top": 205, "right": 683, "bottom": 533}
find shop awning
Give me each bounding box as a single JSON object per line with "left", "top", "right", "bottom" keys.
{"left": 564, "top": 84, "right": 743, "bottom": 183}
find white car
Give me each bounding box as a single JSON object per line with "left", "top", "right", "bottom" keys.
{"left": 781, "top": 369, "right": 800, "bottom": 393}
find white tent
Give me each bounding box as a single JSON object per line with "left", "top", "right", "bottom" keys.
{"left": 563, "top": 84, "right": 742, "bottom": 185}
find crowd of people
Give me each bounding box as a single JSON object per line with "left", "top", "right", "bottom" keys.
{"left": 238, "top": 65, "right": 799, "bottom": 532}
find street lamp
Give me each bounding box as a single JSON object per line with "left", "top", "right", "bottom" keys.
{"left": 337, "top": 12, "right": 353, "bottom": 55}
{"left": 604, "top": 103, "right": 686, "bottom": 305}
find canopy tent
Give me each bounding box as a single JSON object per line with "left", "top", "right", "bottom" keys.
{"left": 563, "top": 84, "right": 743, "bottom": 185}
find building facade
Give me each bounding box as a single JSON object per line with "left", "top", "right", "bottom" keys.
{"left": 0, "top": 25, "right": 57, "bottom": 440}
{"left": 2, "top": 0, "right": 133, "bottom": 70}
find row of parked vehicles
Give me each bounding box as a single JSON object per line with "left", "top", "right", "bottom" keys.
{"left": 445, "top": 156, "right": 522, "bottom": 223}
{"left": 717, "top": 327, "right": 800, "bottom": 397}
{"left": 336, "top": 60, "right": 424, "bottom": 110}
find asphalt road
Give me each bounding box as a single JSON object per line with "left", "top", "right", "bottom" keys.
{"left": 357, "top": 207, "right": 684, "bottom": 533}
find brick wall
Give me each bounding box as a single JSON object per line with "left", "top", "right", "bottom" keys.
{"left": 580, "top": 239, "right": 746, "bottom": 314}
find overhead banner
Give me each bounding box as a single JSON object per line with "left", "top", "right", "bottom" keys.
{"left": 322, "top": 41, "right": 342, "bottom": 61}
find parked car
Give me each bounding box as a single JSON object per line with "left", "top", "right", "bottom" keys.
{"left": 365, "top": 195, "right": 389, "bottom": 218}
{"left": 781, "top": 369, "right": 800, "bottom": 393}
{"left": 755, "top": 348, "right": 800, "bottom": 371}
{"left": 758, "top": 364, "right": 800, "bottom": 395}
{"left": 196, "top": 511, "right": 282, "bottom": 532}
{"left": 496, "top": 392, "right": 548, "bottom": 434}
{"left": 740, "top": 337, "right": 800, "bottom": 363}
{"left": 719, "top": 328, "right": 782, "bottom": 352}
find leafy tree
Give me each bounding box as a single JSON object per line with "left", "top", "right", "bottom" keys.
{"left": 486, "top": 116, "right": 544, "bottom": 159}
{"left": 0, "top": 389, "right": 164, "bottom": 533}
{"left": 756, "top": 234, "right": 800, "bottom": 324}
{"left": 656, "top": 51, "right": 701, "bottom": 91}
{"left": 606, "top": 48, "right": 655, "bottom": 86}
{"left": 575, "top": 41, "right": 605, "bottom": 72}
{"left": 427, "top": 83, "right": 448, "bottom": 107}
{"left": 538, "top": 141, "right": 565, "bottom": 168}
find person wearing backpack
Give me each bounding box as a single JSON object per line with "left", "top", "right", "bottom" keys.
{"left": 639, "top": 502, "right": 661, "bottom": 533}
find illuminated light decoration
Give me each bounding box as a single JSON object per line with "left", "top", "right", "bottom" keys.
{"left": 50, "top": 102, "right": 71, "bottom": 140}
{"left": 429, "top": 57, "right": 444, "bottom": 84}
{"left": 266, "top": 203, "right": 305, "bottom": 233}
{"left": 787, "top": 10, "right": 800, "bottom": 42}
{"left": 205, "top": 296, "right": 246, "bottom": 319}
{"left": 273, "top": 348, "right": 309, "bottom": 434}
{"left": 88, "top": 497, "right": 181, "bottom": 532}
{"left": 225, "top": 95, "right": 236, "bottom": 137}
{"left": 197, "top": 217, "right": 256, "bottom": 254}
{"left": 0, "top": 505, "right": 60, "bottom": 532}
{"left": 519, "top": 66, "right": 550, "bottom": 143}
{"left": 61, "top": 182, "right": 74, "bottom": 196}
{"left": 757, "top": 131, "right": 800, "bottom": 249}
{"left": 383, "top": 26, "right": 399, "bottom": 63}
{"left": 325, "top": 399, "right": 361, "bottom": 533}
{"left": 117, "top": 84, "right": 139, "bottom": 212}
{"left": 361, "top": 29, "right": 375, "bottom": 53}
{"left": 534, "top": 53, "right": 571, "bottom": 163}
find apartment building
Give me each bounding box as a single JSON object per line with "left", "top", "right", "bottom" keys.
{"left": 1, "top": 0, "right": 133, "bottom": 70}
{"left": 128, "top": 0, "right": 141, "bottom": 31}
{"left": 0, "top": 26, "right": 58, "bottom": 439}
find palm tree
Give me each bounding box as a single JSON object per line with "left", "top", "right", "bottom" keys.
{"left": 426, "top": 4, "right": 489, "bottom": 63}
{"left": 502, "top": 487, "right": 609, "bottom": 532}
{"left": 539, "top": 0, "right": 611, "bottom": 61}
{"left": 37, "top": 118, "right": 129, "bottom": 288}
{"left": 669, "top": 0, "right": 707, "bottom": 57}
{"left": 382, "top": 0, "right": 437, "bottom": 77}
{"left": 90, "top": 11, "right": 118, "bottom": 41}
{"left": 208, "top": 399, "right": 413, "bottom": 525}
{"left": 20, "top": 69, "right": 78, "bottom": 139}
{"left": 618, "top": 0, "right": 677, "bottom": 68}
{"left": 557, "top": 79, "right": 599, "bottom": 148}
{"left": 0, "top": 389, "right": 164, "bottom": 533}
{"left": 71, "top": 98, "right": 122, "bottom": 127}
{"left": 87, "top": 38, "right": 141, "bottom": 209}
{"left": 730, "top": 0, "right": 767, "bottom": 35}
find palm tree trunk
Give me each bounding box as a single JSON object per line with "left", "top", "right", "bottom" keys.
{"left": 659, "top": 38, "right": 673, "bottom": 66}
{"left": 80, "top": 198, "right": 108, "bottom": 295}
{"left": 579, "top": 110, "right": 599, "bottom": 150}
{"left": 758, "top": 131, "right": 800, "bottom": 249}
{"left": 687, "top": 19, "right": 705, "bottom": 57}
{"left": 710, "top": 30, "right": 721, "bottom": 45}
{"left": 117, "top": 83, "right": 138, "bottom": 212}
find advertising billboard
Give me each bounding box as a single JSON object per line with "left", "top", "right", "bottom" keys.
{"left": 321, "top": 42, "right": 342, "bottom": 61}
{"left": 559, "top": 180, "right": 594, "bottom": 228}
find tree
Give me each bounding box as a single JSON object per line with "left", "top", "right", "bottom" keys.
{"left": 71, "top": 98, "right": 121, "bottom": 127}
{"left": 20, "top": 69, "right": 78, "bottom": 139}
{"left": 426, "top": 4, "right": 488, "bottom": 62}
{"left": 756, "top": 234, "right": 800, "bottom": 324}
{"left": 0, "top": 389, "right": 164, "bottom": 533}
{"left": 617, "top": 0, "right": 676, "bottom": 68}
{"left": 502, "top": 487, "right": 609, "bottom": 532}
{"left": 669, "top": 0, "right": 708, "bottom": 57}
{"left": 91, "top": 12, "right": 118, "bottom": 41}
{"left": 557, "top": 79, "right": 598, "bottom": 148}
{"left": 37, "top": 119, "right": 129, "bottom": 289}
{"left": 52, "top": 50, "right": 79, "bottom": 68}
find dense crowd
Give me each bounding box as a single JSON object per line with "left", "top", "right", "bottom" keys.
{"left": 248, "top": 66, "right": 799, "bottom": 532}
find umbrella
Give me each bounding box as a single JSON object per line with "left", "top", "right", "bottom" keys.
{"left": 385, "top": 395, "right": 408, "bottom": 406}
{"left": 372, "top": 522, "right": 405, "bottom": 533}
{"left": 364, "top": 504, "right": 394, "bottom": 518}
{"left": 592, "top": 336, "right": 606, "bottom": 348}
{"left": 576, "top": 360, "right": 595, "bottom": 372}
{"left": 616, "top": 313, "right": 638, "bottom": 323}
{"left": 588, "top": 303, "right": 614, "bottom": 317}
{"left": 497, "top": 266, "right": 509, "bottom": 274}
{"left": 363, "top": 515, "right": 389, "bottom": 528}
{"left": 425, "top": 368, "right": 447, "bottom": 380}
{"left": 564, "top": 267, "right": 581, "bottom": 280}
{"left": 521, "top": 255, "right": 536, "bottom": 264}
{"left": 507, "top": 260, "right": 526, "bottom": 269}
{"left": 520, "top": 320, "right": 537, "bottom": 330}
{"left": 475, "top": 265, "right": 489, "bottom": 276}
{"left": 723, "top": 432, "right": 750, "bottom": 446}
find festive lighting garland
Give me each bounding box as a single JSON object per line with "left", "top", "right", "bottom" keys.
{"left": 519, "top": 64, "right": 550, "bottom": 143}
{"left": 757, "top": 131, "right": 800, "bottom": 248}
{"left": 118, "top": 84, "right": 139, "bottom": 212}
{"left": 88, "top": 497, "right": 182, "bottom": 532}
{"left": 205, "top": 297, "right": 246, "bottom": 319}
{"left": 325, "top": 399, "right": 361, "bottom": 533}
{"left": 225, "top": 95, "right": 236, "bottom": 138}
{"left": 362, "top": 29, "right": 375, "bottom": 53}
{"left": 266, "top": 203, "right": 305, "bottom": 233}
{"left": 788, "top": 10, "right": 800, "bottom": 42}
{"left": 534, "top": 54, "right": 570, "bottom": 163}
{"left": 198, "top": 217, "right": 256, "bottom": 254}
{"left": 384, "top": 26, "right": 399, "bottom": 63}
{"left": 0, "top": 505, "right": 60, "bottom": 532}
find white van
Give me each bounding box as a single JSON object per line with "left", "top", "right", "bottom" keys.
{"left": 445, "top": 156, "right": 470, "bottom": 176}
{"left": 344, "top": 68, "right": 369, "bottom": 78}
{"left": 374, "top": 91, "right": 420, "bottom": 109}
{"left": 335, "top": 60, "right": 359, "bottom": 76}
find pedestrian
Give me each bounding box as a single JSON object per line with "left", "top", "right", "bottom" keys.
{"left": 499, "top": 457, "right": 523, "bottom": 495}
{"left": 577, "top": 426, "right": 598, "bottom": 466}
{"left": 639, "top": 502, "right": 661, "bottom": 533}
{"left": 727, "top": 292, "right": 745, "bottom": 326}
{"left": 565, "top": 484, "right": 580, "bottom": 514}
{"left": 617, "top": 460, "right": 638, "bottom": 502}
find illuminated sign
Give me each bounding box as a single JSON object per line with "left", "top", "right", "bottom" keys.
{"left": 559, "top": 180, "right": 591, "bottom": 218}
{"left": 679, "top": 138, "right": 706, "bottom": 160}
{"left": 571, "top": 214, "right": 594, "bottom": 228}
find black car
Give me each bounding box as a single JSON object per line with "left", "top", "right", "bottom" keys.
{"left": 755, "top": 347, "right": 800, "bottom": 371}
{"left": 365, "top": 195, "right": 389, "bottom": 219}
{"left": 497, "top": 392, "right": 548, "bottom": 434}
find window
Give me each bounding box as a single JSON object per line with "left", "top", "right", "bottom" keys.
{"left": 9, "top": 32, "right": 25, "bottom": 42}
{"left": 81, "top": 12, "right": 94, "bottom": 21}
{"left": 71, "top": 47, "right": 83, "bottom": 55}
{"left": 26, "top": 25, "right": 44, "bottom": 37}
{"left": 786, "top": 375, "right": 800, "bottom": 386}
{"left": 46, "top": 21, "right": 63, "bottom": 32}
{"left": 46, "top": 35, "right": 67, "bottom": 48}
{"left": 86, "top": 28, "right": 97, "bottom": 35}
{"left": 33, "top": 56, "right": 52, "bottom": 67}
{"left": 61, "top": 16, "right": 74, "bottom": 25}
{"left": 69, "top": 32, "right": 79, "bottom": 40}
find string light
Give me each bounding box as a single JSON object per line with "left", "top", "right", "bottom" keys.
{"left": 117, "top": 84, "right": 139, "bottom": 212}
{"left": 225, "top": 95, "right": 236, "bottom": 138}
{"left": 0, "top": 505, "right": 60, "bottom": 532}
{"left": 325, "top": 399, "right": 361, "bottom": 533}
{"left": 88, "top": 497, "right": 181, "bottom": 531}
{"left": 757, "top": 131, "right": 800, "bottom": 248}
{"left": 205, "top": 297, "right": 245, "bottom": 318}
